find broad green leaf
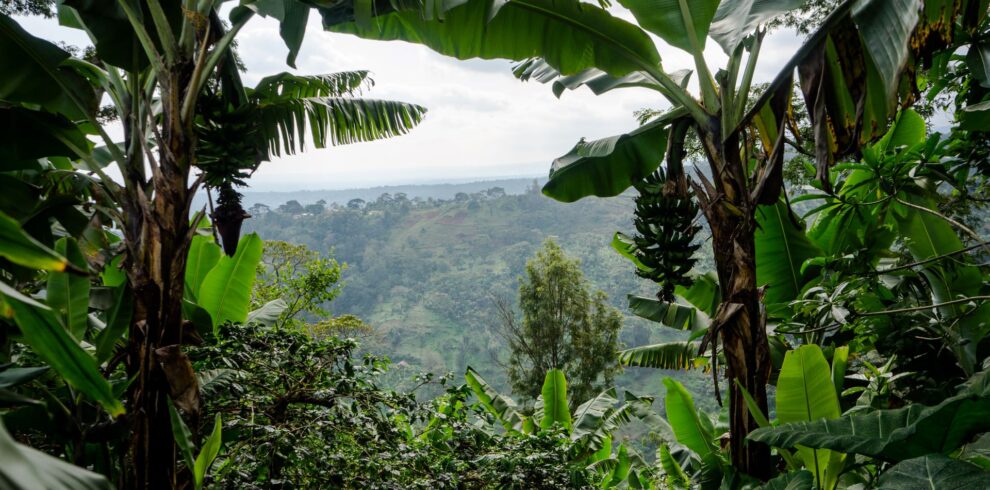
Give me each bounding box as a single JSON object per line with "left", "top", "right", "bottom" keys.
{"left": 246, "top": 299, "right": 288, "bottom": 326}
{"left": 851, "top": 0, "right": 922, "bottom": 95}
{"left": 663, "top": 377, "right": 715, "bottom": 458}
{"left": 658, "top": 443, "right": 690, "bottom": 489}
{"left": 465, "top": 366, "right": 523, "bottom": 431}
{"left": 46, "top": 238, "right": 90, "bottom": 340}
{"left": 877, "top": 455, "right": 990, "bottom": 489}
{"left": 760, "top": 470, "right": 813, "bottom": 490}
{"left": 181, "top": 300, "right": 214, "bottom": 340}
{"left": 0, "top": 107, "right": 90, "bottom": 162}
{"left": 252, "top": 71, "right": 371, "bottom": 99}
{"left": 327, "top": 0, "right": 662, "bottom": 79}
{"left": 607, "top": 443, "right": 632, "bottom": 487}
{"left": 193, "top": 414, "right": 223, "bottom": 490}
{"left": 543, "top": 112, "right": 682, "bottom": 203}
{"left": 540, "top": 368, "right": 571, "bottom": 432}
{"left": 677, "top": 273, "right": 720, "bottom": 316}
{"left": 550, "top": 69, "right": 657, "bottom": 98}
{"left": 251, "top": 97, "right": 427, "bottom": 159}
{"left": 167, "top": 401, "right": 196, "bottom": 473}
{"left": 0, "top": 14, "right": 97, "bottom": 120}
{"left": 967, "top": 42, "right": 990, "bottom": 88}
{"left": 515, "top": 57, "right": 691, "bottom": 100}
{"left": 571, "top": 389, "right": 646, "bottom": 455}
{"left": 184, "top": 235, "right": 222, "bottom": 301}
{"left": 620, "top": 340, "right": 701, "bottom": 370}
{"left": 617, "top": 0, "right": 718, "bottom": 53}
{"left": 0, "top": 364, "right": 48, "bottom": 406}
{"left": 961, "top": 433, "right": 990, "bottom": 470}
{"left": 0, "top": 366, "right": 48, "bottom": 389}
{"left": 0, "top": 210, "right": 67, "bottom": 272}
{"left": 749, "top": 373, "right": 990, "bottom": 462}
{"left": 611, "top": 232, "right": 651, "bottom": 272}
{"left": 100, "top": 255, "right": 126, "bottom": 288}
{"left": 776, "top": 345, "right": 843, "bottom": 488}
{"left": 777, "top": 345, "right": 840, "bottom": 422}
{"left": 709, "top": 0, "right": 802, "bottom": 55}
{"left": 735, "top": 379, "right": 803, "bottom": 470}
{"left": 0, "top": 418, "right": 111, "bottom": 489}
{"left": 253, "top": 0, "right": 310, "bottom": 67}
{"left": 960, "top": 100, "right": 990, "bottom": 131}
{"left": 571, "top": 388, "right": 618, "bottom": 439}
{"left": 894, "top": 193, "right": 986, "bottom": 374}
{"left": 876, "top": 109, "right": 925, "bottom": 153}
{"left": 0, "top": 283, "right": 124, "bottom": 416}
{"left": 588, "top": 434, "right": 612, "bottom": 463}
{"left": 60, "top": 0, "right": 182, "bottom": 71}
{"left": 755, "top": 202, "right": 822, "bottom": 306}
{"left": 627, "top": 295, "right": 706, "bottom": 330}
{"left": 198, "top": 233, "right": 263, "bottom": 330}
{"left": 93, "top": 284, "right": 132, "bottom": 364}
{"left": 831, "top": 346, "right": 849, "bottom": 399}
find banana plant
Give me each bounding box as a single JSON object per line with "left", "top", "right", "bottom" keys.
{"left": 750, "top": 363, "right": 990, "bottom": 487}
{"left": 196, "top": 71, "right": 425, "bottom": 255}
{"left": 324, "top": 0, "right": 986, "bottom": 476}
{"left": 795, "top": 109, "right": 990, "bottom": 377}
{"left": 618, "top": 273, "right": 718, "bottom": 371}
{"left": 464, "top": 367, "right": 660, "bottom": 487}
{"left": 0, "top": 0, "right": 426, "bottom": 484}
{"left": 168, "top": 402, "right": 225, "bottom": 490}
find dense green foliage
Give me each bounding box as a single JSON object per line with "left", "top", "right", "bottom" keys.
{"left": 4, "top": 0, "right": 990, "bottom": 488}
{"left": 244, "top": 184, "right": 717, "bottom": 399}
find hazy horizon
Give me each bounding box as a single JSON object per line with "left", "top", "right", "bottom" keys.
{"left": 17, "top": 5, "right": 807, "bottom": 191}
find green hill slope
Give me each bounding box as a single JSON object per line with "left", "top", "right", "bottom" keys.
{"left": 244, "top": 184, "right": 716, "bottom": 404}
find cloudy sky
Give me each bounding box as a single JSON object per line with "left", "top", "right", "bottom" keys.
{"left": 18, "top": 8, "right": 803, "bottom": 191}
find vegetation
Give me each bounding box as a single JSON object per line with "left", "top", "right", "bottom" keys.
{"left": 243, "top": 183, "right": 715, "bottom": 402}
{"left": 326, "top": 0, "right": 990, "bottom": 478}
{"left": 3, "top": 0, "right": 990, "bottom": 488}
{"left": 494, "top": 240, "right": 623, "bottom": 404}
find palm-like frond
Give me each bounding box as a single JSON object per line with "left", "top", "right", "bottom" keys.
{"left": 255, "top": 97, "right": 427, "bottom": 158}
{"left": 619, "top": 341, "right": 701, "bottom": 370}
{"left": 252, "top": 71, "right": 372, "bottom": 100}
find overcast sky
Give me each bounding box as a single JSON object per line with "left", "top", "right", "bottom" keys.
{"left": 18, "top": 8, "right": 803, "bottom": 191}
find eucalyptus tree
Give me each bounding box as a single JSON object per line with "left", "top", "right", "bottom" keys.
{"left": 0, "top": 2, "right": 424, "bottom": 486}
{"left": 322, "top": 0, "right": 986, "bottom": 477}
{"left": 494, "top": 239, "right": 623, "bottom": 405}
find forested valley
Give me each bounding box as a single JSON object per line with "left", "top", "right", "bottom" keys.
{"left": 244, "top": 181, "right": 713, "bottom": 399}
{"left": 5, "top": 0, "right": 990, "bottom": 488}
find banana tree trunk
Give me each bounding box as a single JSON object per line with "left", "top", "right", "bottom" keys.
{"left": 121, "top": 73, "right": 198, "bottom": 489}
{"left": 699, "top": 128, "right": 773, "bottom": 479}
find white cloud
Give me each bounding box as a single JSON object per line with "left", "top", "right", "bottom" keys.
{"left": 17, "top": 7, "right": 809, "bottom": 190}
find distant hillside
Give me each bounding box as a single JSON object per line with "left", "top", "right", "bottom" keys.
{"left": 243, "top": 182, "right": 718, "bottom": 405}
{"left": 192, "top": 177, "right": 545, "bottom": 212}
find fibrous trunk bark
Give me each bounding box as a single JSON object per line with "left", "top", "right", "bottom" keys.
{"left": 122, "top": 72, "right": 198, "bottom": 489}
{"left": 699, "top": 128, "right": 773, "bottom": 479}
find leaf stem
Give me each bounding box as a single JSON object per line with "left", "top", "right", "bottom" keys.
{"left": 857, "top": 296, "right": 990, "bottom": 317}
{"left": 116, "top": 0, "right": 166, "bottom": 74}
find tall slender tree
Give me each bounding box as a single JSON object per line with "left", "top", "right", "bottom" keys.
{"left": 494, "top": 240, "right": 623, "bottom": 404}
